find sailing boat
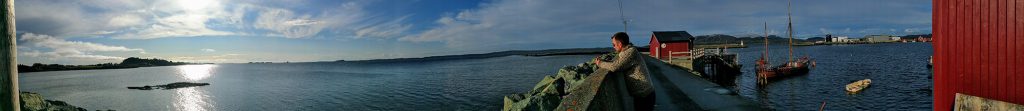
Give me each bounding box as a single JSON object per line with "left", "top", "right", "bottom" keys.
{"left": 755, "top": 0, "right": 815, "bottom": 86}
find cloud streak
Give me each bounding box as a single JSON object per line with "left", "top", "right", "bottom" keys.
{"left": 18, "top": 33, "right": 145, "bottom": 60}
{"left": 401, "top": 0, "right": 932, "bottom": 49}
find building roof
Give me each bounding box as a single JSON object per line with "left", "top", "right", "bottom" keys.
{"left": 651, "top": 31, "right": 695, "bottom": 43}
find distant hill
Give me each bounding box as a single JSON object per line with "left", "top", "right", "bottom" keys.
{"left": 901, "top": 34, "right": 932, "bottom": 38}
{"left": 694, "top": 33, "right": 933, "bottom": 44}
{"left": 18, "top": 57, "right": 195, "bottom": 73}
{"left": 694, "top": 34, "right": 808, "bottom": 45}
{"left": 334, "top": 47, "right": 613, "bottom": 63}
{"left": 805, "top": 37, "right": 826, "bottom": 42}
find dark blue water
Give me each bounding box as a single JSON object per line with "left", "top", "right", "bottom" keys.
{"left": 18, "top": 43, "right": 933, "bottom": 110}
{"left": 731, "top": 42, "right": 934, "bottom": 110}
{"left": 20, "top": 55, "right": 595, "bottom": 111}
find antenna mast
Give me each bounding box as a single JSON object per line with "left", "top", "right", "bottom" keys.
{"left": 617, "top": 0, "right": 627, "bottom": 32}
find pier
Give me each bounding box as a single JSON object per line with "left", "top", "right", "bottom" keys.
{"left": 546, "top": 55, "right": 760, "bottom": 110}
{"left": 644, "top": 56, "right": 761, "bottom": 110}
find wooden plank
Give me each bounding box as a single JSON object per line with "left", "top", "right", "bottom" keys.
{"left": 948, "top": 1, "right": 958, "bottom": 107}
{"left": 978, "top": 0, "right": 987, "bottom": 98}
{"left": 988, "top": 0, "right": 997, "bottom": 98}
{"left": 1011, "top": 0, "right": 1019, "bottom": 103}
{"left": 954, "top": 93, "right": 1024, "bottom": 111}
{"left": 964, "top": 0, "right": 973, "bottom": 96}
{"left": 997, "top": 0, "right": 1005, "bottom": 100}
{"left": 935, "top": 0, "right": 950, "bottom": 110}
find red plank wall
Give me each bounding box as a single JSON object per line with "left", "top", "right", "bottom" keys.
{"left": 933, "top": 0, "right": 1023, "bottom": 110}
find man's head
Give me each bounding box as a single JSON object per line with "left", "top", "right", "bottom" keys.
{"left": 611, "top": 32, "right": 632, "bottom": 52}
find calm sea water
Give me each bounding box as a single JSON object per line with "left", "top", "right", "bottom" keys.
{"left": 19, "top": 43, "right": 933, "bottom": 111}
{"left": 732, "top": 42, "right": 934, "bottom": 110}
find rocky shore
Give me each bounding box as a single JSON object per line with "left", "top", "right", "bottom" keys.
{"left": 127, "top": 82, "right": 210, "bottom": 90}
{"left": 502, "top": 53, "right": 614, "bottom": 111}
{"left": 20, "top": 92, "right": 87, "bottom": 111}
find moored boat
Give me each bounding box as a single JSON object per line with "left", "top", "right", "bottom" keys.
{"left": 754, "top": 0, "right": 815, "bottom": 86}
{"left": 846, "top": 79, "right": 872, "bottom": 94}
{"left": 755, "top": 57, "right": 813, "bottom": 85}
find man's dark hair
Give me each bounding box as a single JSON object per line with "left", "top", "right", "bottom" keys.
{"left": 612, "top": 32, "right": 632, "bottom": 45}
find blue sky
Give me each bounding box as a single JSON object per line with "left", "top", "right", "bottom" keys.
{"left": 14, "top": 0, "right": 932, "bottom": 64}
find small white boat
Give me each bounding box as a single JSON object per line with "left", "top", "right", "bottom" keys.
{"left": 846, "top": 79, "right": 871, "bottom": 94}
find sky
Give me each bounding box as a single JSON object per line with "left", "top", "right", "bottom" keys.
{"left": 13, "top": 0, "right": 932, "bottom": 64}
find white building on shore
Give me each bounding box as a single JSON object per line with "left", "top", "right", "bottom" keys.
{"left": 830, "top": 36, "right": 851, "bottom": 43}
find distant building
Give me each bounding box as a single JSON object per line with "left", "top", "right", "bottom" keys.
{"left": 824, "top": 34, "right": 833, "bottom": 42}
{"left": 649, "top": 31, "right": 695, "bottom": 59}
{"left": 830, "top": 36, "right": 851, "bottom": 43}
{"left": 915, "top": 36, "right": 931, "bottom": 42}
{"left": 865, "top": 35, "right": 899, "bottom": 42}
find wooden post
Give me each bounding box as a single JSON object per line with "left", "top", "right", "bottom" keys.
{"left": 668, "top": 51, "right": 672, "bottom": 63}
{"left": 655, "top": 48, "right": 659, "bottom": 60}
{"left": 0, "top": 0, "right": 18, "bottom": 110}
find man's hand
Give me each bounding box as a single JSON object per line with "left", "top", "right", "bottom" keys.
{"left": 595, "top": 59, "right": 601, "bottom": 65}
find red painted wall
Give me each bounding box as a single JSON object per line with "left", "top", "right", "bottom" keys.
{"left": 649, "top": 36, "right": 691, "bottom": 59}
{"left": 933, "top": 0, "right": 1023, "bottom": 110}
{"left": 650, "top": 35, "right": 660, "bottom": 58}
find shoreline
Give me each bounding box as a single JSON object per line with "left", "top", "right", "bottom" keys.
{"left": 332, "top": 47, "right": 613, "bottom": 63}
{"left": 18, "top": 57, "right": 209, "bottom": 73}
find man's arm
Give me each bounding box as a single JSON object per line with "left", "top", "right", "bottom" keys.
{"left": 598, "top": 48, "right": 636, "bottom": 71}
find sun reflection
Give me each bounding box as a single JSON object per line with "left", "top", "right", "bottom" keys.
{"left": 174, "top": 87, "right": 213, "bottom": 111}
{"left": 178, "top": 64, "right": 216, "bottom": 81}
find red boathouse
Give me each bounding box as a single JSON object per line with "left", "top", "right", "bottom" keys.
{"left": 933, "top": 0, "right": 1023, "bottom": 110}
{"left": 649, "top": 31, "right": 695, "bottom": 59}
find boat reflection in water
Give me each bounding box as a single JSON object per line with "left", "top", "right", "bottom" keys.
{"left": 174, "top": 65, "right": 216, "bottom": 111}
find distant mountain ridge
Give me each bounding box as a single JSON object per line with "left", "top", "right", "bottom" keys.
{"left": 333, "top": 48, "right": 613, "bottom": 63}
{"left": 694, "top": 33, "right": 932, "bottom": 45}
{"left": 694, "top": 34, "right": 807, "bottom": 45}
{"left": 18, "top": 57, "right": 196, "bottom": 73}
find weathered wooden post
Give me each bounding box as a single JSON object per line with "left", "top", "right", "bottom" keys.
{"left": 0, "top": 0, "right": 18, "bottom": 110}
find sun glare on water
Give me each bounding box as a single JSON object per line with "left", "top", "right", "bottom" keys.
{"left": 178, "top": 64, "right": 216, "bottom": 80}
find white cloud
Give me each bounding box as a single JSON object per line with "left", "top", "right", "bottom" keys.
{"left": 108, "top": 14, "right": 145, "bottom": 28}
{"left": 252, "top": 2, "right": 369, "bottom": 38}
{"left": 18, "top": 33, "right": 144, "bottom": 60}
{"left": 201, "top": 48, "right": 216, "bottom": 52}
{"left": 16, "top": 0, "right": 416, "bottom": 40}
{"left": 253, "top": 8, "right": 330, "bottom": 38}
{"left": 167, "top": 53, "right": 245, "bottom": 63}
{"left": 354, "top": 16, "right": 412, "bottom": 38}
{"left": 401, "top": 0, "right": 932, "bottom": 49}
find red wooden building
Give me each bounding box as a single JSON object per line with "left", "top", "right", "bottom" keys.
{"left": 933, "top": 0, "right": 1023, "bottom": 110}
{"left": 649, "top": 31, "right": 695, "bottom": 59}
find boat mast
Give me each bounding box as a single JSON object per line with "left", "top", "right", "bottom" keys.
{"left": 763, "top": 22, "right": 769, "bottom": 66}
{"left": 786, "top": 0, "right": 794, "bottom": 62}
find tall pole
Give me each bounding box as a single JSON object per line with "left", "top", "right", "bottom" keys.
{"left": 617, "top": 0, "right": 627, "bottom": 32}
{"left": 786, "top": 0, "right": 794, "bottom": 63}
{"left": 0, "top": 0, "right": 18, "bottom": 110}
{"left": 763, "top": 22, "right": 769, "bottom": 66}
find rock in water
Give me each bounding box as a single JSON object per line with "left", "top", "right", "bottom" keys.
{"left": 20, "top": 92, "right": 87, "bottom": 111}
{"left": 127, "top": 82, "right": 210, "bottom": 90}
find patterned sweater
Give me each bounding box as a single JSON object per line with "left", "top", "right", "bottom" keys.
{"left": 597, "top": 45, "right": 653, "bottom": 98}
